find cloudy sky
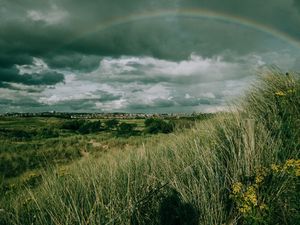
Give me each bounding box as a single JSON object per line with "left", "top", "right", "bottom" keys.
{"left": 1, "top": 0, "right": 300, "bottom": 113}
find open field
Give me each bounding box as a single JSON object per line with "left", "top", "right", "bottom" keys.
{"left": 0, "top": 115, "right": 208, "bottom": 183}
{"left": 0, "top": 70, "right": 299, "bottom": 225}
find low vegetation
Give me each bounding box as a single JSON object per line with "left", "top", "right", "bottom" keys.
{"left": 144, "top": 118, "right": 174, "bottom": 134}
{"left": 0, "top": 69, "right": 299, "bottom": 225}
{"left": 0, "top": 116, "right": 201, "bottom": 179}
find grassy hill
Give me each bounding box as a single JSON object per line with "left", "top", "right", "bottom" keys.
{"left": 0, "top": 70, "right": 299, "bottom": 225}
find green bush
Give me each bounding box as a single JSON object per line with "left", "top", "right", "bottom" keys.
{"left": 61, "top": 120, "right": 85, "bottom": 131}
{"left": 61, "top": 120, "right": 102, "bottom": 134}
{"left": 0, "top": 154, "right": 27, "bottom": 177}
{"left": 144, "top": 118, "right": 174, "bottom": 134}
{"left": 117, "top": 122, "right": 138, "bottom": 136}
{"left": 0, "top": 129, "right": 36, "bottom": 141}
{"left": 38, "top": 127, "right": 59, "bottom": 138}
{"left": 78, "top": 121, "right": 102, "bottom": 134}
{"left": 104, "top": 119, "right": 119, "bottom": 130}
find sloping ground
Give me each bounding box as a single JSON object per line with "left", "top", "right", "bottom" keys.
{"left": 1, "top": 70, "right": 299, "bottom": 225}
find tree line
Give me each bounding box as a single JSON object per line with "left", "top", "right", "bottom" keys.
{"left": 61, "top": 118, "right": 175, "bottom": 136}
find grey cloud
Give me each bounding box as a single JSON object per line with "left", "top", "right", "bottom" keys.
{"left": 52, "top": 99, "right": 97, "bottom": 111}
{"left": 94, "top": 91, "right": 122, "bottom": 102}
{"left": 0, "top": 97, "right": 47, "bottom": 112}
{"left": 0, "top": 66, "right": 64, "bottom": 87}
{"left": 0, "top": 82, "right": 13, "bottom": 89}
{"left": 0, "top": 82, "right": 42, "bottom": 92}
{"left": 125, "top": 93, "right": 220, "bottom": 111}
{"left": 294, "top": 0, "right": 300, "bottom": 11}
{"left": 128, "top": 98, "right": 175, "bottom": 110}
{"left": 44, "top": 54, "right": 101, "bottom": 72}
{"left": 41, "top": 93, "right": 122, "bottom": 112}
{"left": 174, "top": 97, "right": 217, "bottom": 107}
{"left": 22, "top": 71, "right": 64, "bottom": 86}
{"left": 88, "top": 55, "right": 254, "bottom": 86}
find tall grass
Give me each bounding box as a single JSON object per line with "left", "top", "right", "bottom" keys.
{"left": 1, "top": 70, "right": 299, "bottom": 225}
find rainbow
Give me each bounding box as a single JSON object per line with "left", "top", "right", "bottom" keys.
{"left": 62, "top": 8, "right": 300, "bottom": 49}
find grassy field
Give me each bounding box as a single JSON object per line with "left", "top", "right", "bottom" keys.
{"left": 0, "top": 115, "right": 202, "bottom": 186}
{"left": 0, "top": 70, "right": 299, "bottom": 225}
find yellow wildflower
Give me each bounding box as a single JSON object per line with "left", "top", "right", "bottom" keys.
{"left": 255, "top": 175, "right": 264, "bottom": 185}
{"left": 254, "top": 167, "right": 267, "bottom": 185}
{"left": 271, "top": 164, "right": 280, "bottom": 173}
{"left": 244, "top": 186, "right": 257, "bottom": 206}
{"left": 239, "top": 204, "right": 251, "bottom": 214}
{"left": 286, "top": 159, "right": 296, "bottom": 166}
{"left": 259, "top": 203, "right": 268, "bottom": 211}
{"left": 232, "top": 182, "right": 243, "bottom": 194}
{"left": 296, "top": 168, "right": 300, "bottom": 177}
{"left": 275, "top": 91, "right": 286, "bottom": 96}
{"left": 283, "top": 159, "right": 297, "bottom": 171}
{"left": 295, "top": 160, "right": 300, "bottom": 173}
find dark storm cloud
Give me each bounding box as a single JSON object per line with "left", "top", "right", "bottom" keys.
{"left": 1, "top": 0, "right": 300, "bottom": 63}
{"left": 0, "top": 82, "right": 41, "bottom": 92}
{"left": 179, "top": 0, "right": 300, "bottom": 37}
{"left": 0, "top": 66, "right": 65, "bottom": 86}
{"left": 0, "top": 0, "right": 300, "bottom": 112}
{"left": 44, "top": 54, "right": 100, "bottom": 72}
{"left": 293, "top": 0, "right": 300, "bottom": 12}
{"left": 0, "top": 53, "right": 33, "bottom": 69}
{"left": 0, "top": 97, "right": 46, "bottom": 109}
{"left": 0, "top": 82, "right": 12, "bottom": 89}
{"left": 0, "top": 0, "right": 178, "bottom": 58}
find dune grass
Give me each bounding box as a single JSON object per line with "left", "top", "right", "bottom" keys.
{"left": 0, "top": 69, "right": 299, "bottom": 225}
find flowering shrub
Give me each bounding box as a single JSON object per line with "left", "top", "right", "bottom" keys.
{"left": 230, "top": 159, "right": 300, "bottom": 224}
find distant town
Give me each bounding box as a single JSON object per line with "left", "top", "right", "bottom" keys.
{"left": 0, "top": 111, "right": 214, "bottom": 119}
